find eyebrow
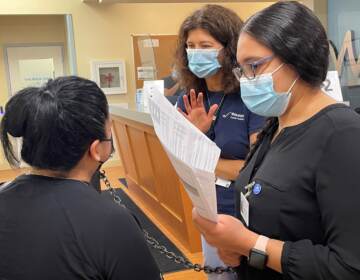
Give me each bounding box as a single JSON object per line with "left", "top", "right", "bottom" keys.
{"left": 241, "top": 56, "right": 264, "bottom": 64}
{"left": 186, "top": 41, "right": 214, "bottom": 45}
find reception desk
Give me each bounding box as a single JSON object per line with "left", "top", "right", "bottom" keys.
{"left": 110, "top": 105, "right": 201, "bottom": 254}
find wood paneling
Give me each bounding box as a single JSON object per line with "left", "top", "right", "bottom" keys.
{"left": 112, "top": 114, "right": 201, "bottom": 253}
{"left": 112, "top": 121, "right": 138, "bottom": 183}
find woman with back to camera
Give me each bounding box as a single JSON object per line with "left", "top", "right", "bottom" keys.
{"left": 0, "top": 76, "right": 162, "bottom": 280}
{"left": 174, "top": 5, "right": 265, "bottom": 279}
{"left": 193, "top": 1, "right": 360, "bottom": 280}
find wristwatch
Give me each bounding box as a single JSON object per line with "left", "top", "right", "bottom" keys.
{"left": 248, "top": 235, "right": 269, "bottom": 270}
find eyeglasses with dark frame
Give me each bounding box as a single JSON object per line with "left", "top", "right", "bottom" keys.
{"left": 233, "top": 55, "right": 274, "bottom": 81}
{"left": 100, "top": 135, "right": 115, "bottom": 157}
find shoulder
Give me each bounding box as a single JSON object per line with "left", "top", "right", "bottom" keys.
{"left": 314, "top": 105, "right": 360, "bottom": 154}
{"left": 322, "top": 104, "right": 360, "bottom": 131}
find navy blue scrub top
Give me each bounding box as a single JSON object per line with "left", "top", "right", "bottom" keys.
{"left": 177, "top": 89, "right": 265, "bottom": 216}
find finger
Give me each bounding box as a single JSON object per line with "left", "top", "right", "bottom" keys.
{"left": 208, "top": 104, "right": 219, "bottom": 119}
{"left": 183, "top": 95, "right": 192, "bottom": 115}
{"left": 190, "top": 89, "right": 197, "bottom": 107}
{"left": 196, "top": 92, "right": 204, "bottom": 108}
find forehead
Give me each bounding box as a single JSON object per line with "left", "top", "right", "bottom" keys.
{"left": 186, "top": 28, "right": 217, "bottom": 43}
{"left": 236, "top": 32, "right": 273, "bottom": 63}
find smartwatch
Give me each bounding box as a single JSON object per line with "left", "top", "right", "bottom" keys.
{"left": 248, "top": 235, "right": 269, "bottom": 270}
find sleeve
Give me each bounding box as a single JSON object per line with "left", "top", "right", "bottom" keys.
{"left": 247, "top": 111, "right": 266, "bottom": 135}
{"left": 281, "top": 127, "right": 360, "bottom": 280}
{"left": 103, "top": 207, "right": 162, "bottom": 280}
{"left": 163, "top": 76, "right": 176, "bottom": 89}
{"left": 176, "top": 93, "right": 186, "bottom": 112}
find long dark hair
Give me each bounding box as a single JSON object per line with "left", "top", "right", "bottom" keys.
{"left": 242, "top": 1, "right": 329, "bottom": 167}
{"left": 174, "top": 4, "right": 243, "bottom": 94}
{"left": 0, "top": 76, "right": 109, "bottom": 171}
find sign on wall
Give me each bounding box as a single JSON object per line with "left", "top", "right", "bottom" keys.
{"left": 321, "top": 71, "right": 343, "bottom": 102}
{"left": 330, "top": 30, "right": 360, "bottom": 87}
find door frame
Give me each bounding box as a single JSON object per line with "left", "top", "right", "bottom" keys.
{"left": 3, "top": 42, "right": 66, "bottom": 97}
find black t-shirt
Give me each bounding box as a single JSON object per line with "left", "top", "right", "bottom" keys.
{"left": 0, "top": 174, "right": 162, "bottom": 280}
{"left": 235, "top": 104, "right": 360, "bottom": 279}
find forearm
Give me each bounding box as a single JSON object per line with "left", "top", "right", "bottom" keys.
{"left": 266, "top": 238, "right": 284, "bottom": 273}
{"left": 215, "top": 158, "right": 245, "bottom": 181}
{"left": 164, "top": 83, "right": 180, "bottom": 96}
{"left": 235, "top": 229, "right": 284, "bottom": 273}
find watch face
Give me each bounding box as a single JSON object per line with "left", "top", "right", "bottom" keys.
{"left": 249, "top": 248, "right": 268, "bottom": 270}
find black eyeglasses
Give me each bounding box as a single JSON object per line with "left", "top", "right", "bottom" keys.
{"left": 233, "top": 55, "right": 274, "bottom": 81}
{"left": 100, "top": 136, "right": 115, "bottom": 157}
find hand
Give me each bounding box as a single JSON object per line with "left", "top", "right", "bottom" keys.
{"left": 218, "top": 249, "right": 242, "bottom": 267}
{"left": 178, "top": 89, "right": 218, "bottom": 133}
{"left": 192, "top": 208, "right": 258, "bottom": 257}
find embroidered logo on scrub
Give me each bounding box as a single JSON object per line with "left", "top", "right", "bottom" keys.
{"left": 222, "top": 112, "right": 245, "bottom": 121}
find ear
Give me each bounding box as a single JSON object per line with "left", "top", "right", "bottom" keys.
{"left": 89, "top": 139, "right": 102, "bottom": 162}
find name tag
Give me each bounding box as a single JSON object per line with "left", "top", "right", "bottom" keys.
{"left": 215, "top": 177, "right": 232, "bottom": 188}
{"left": 240, "top": 192, "right": 249, "bottom": 226}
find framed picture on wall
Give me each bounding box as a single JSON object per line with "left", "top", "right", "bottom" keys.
{"left": 91, "top": 60, "right": 127, "bottom": 95}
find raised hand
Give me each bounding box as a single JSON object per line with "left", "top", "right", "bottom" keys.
{"left": 178, "top": 89, "right": 218, "bottom": 133}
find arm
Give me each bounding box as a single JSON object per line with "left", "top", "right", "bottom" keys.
{"left": 164, "top": 83, "right": 180, "bottom": 96}
{"left": 192, "top": 211, "right": 284, "bottom": 272}
{"left": 194, "top": 127, "right": 360, "bottom": 279}
{"left": 215, "top": 159, "right": 245, "bottom": 181}
{"left": 278, "top": 127, "right": 360, "bottom": 279}
{"left": 215, "top": 132, "right": 258, "bottom": 181}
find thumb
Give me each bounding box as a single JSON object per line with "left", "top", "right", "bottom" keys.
{"left": 192, "top": 208, "right": 217, "bottom": 234}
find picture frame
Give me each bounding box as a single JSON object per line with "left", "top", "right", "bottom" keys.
{"left": 91, "top": 60, "right": 127, "bottom": 95}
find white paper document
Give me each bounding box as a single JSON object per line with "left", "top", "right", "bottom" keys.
{"left": 143, "top": 80, "right": 164, "bottom": 112}
{"left": 148, "top": 90, "right": 220, "bottom": 222}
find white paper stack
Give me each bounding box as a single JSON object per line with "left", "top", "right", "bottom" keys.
{"left": 148, "top": 90, "right": 220, "bottom": 222}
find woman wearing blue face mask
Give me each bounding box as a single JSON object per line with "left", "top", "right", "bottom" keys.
{"left": 174, "top": 5, "right": 266, "bottom": 280}
{"left": 193, "top": 2, "right": 360, "bottom": 280}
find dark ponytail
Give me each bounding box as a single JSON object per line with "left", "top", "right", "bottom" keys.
{"left": 0, "top": 76, "right": 109, "bottom": 171}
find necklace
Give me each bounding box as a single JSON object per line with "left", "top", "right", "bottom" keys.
{"left": 206, "top": 93, "right": 226, "bottom": 121}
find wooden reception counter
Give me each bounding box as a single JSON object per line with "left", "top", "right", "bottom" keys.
{"left": 110, "top": 105, "right": 201, "bottom": 254}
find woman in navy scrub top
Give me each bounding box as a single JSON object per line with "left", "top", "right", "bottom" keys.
{"left": 193, "top": 2, "right": 360, "bottom": 280}
{"left": 174, "top": 5, "right": 265, "bottom": 279}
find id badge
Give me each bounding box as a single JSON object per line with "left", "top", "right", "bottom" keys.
{"left": 240, "top": 192, "right": 249, "bottom": 226}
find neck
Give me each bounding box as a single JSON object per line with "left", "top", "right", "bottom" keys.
{"left": 205, "top": 71, "right": 223, "bottom": 92}
{"left": 278, "top": 82, "right": 336, "bottom": 130}
{"left": 30, "top": 165, "right": 95, "bottom": 184}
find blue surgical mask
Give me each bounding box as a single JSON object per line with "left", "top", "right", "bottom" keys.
{"left": 240, "top": 64, "right": 298, "bottom": 117}
{"left": 186, "top": 48, "right": 221, "bottom": 78}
